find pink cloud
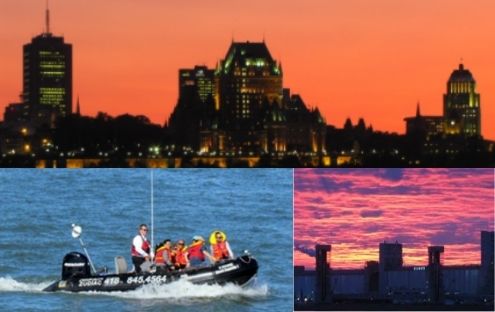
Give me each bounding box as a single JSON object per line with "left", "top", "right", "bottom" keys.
{"left": 294, "top": 169, "right": 494, "bottom": 269}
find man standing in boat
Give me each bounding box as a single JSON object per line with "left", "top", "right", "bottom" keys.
{"left": 131, "top": 224, "right": 151, "bottom": 273}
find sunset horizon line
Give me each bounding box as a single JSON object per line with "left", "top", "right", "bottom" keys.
{"left": 294, "top": 238, "right": 490, "bottom": 270}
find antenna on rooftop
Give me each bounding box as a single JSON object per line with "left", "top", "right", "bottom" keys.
{"left": 45, "top": 0, "right": 51, "bottom": 34}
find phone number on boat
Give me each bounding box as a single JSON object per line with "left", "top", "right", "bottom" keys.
{"left": 126, "top": 275, "right": 168, "bottom": 284}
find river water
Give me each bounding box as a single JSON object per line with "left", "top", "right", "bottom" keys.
{"left": 0, "top": 169, "right": 293, "bottom": 311}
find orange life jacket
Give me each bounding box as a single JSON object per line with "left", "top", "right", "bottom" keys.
{"left": 155, "top": 245, "right": 171, "bottom": 265}
{"left": 174, "top": 247, "right": 188, "bottom": 266}
{"left": 212, "top": 241, "right": 230, "bottom": 261}
{"left": 188, "top": 241, "right": 205, "bottom": 261}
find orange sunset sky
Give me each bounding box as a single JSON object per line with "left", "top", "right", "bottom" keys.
{"left": 1, "top": 0, "right": 494, "bottom": 139}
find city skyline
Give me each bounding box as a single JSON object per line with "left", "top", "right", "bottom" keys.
{"left": 1, "top": 1, "right": 495, "bottom": 140}
{"left": 294, "top": 169, "right": 495, "bottom": 269}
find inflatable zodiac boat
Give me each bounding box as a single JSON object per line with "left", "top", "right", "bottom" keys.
{"left": 43, "top": 225, "right": 258, "bottom": 292}
{"left": 43, "top": 252, "right": 258, "bottom": 292}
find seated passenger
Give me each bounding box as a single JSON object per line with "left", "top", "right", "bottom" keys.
{"left": 209, "top": 230, "right": 234, "bottom": 262}
{"left": 155, "top": 239, "right": 175, "bottom": 271}
{"left": 187, "top": 235, "right": 214, "bottom": 267}
{"left": 174, "top": 239, "right": 189, "bottom": 269}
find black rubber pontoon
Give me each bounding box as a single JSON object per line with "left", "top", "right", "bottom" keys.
{"left": 43, "top": 252, "right": 258, "bottom": 292}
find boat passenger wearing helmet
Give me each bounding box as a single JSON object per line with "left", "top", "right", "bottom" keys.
{"left": 173, "top": 239, "right": 189, "bottom": 269}
{"left": 188, "top": 235, "right": 214, "bottom": 267}
{"left": 210, "top": 230, "right": 234, "bottom": 262}
{"left": 131, "top": 224, "right": 151, "bottom": 273}
{"left": 155, "top": 239, "right": 175, "bottom": 271}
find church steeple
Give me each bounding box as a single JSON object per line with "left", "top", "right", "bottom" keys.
{"left": 76, "top": 96, "right": 81, "bottom": 116}
{"left": 416, "top": 102, "right": 421, "bottom": 117}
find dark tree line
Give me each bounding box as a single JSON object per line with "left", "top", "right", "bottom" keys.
{"left": 54, "top": 113, "right": 169, "bottom": 157}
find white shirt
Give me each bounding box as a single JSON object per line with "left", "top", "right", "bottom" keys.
{"left": 132, "top": 234, "right": 149, "bottom": 257}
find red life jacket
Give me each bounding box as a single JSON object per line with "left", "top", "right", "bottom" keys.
{"left": 212, "top": 241, "right": 230, "bottom": 261}
{"left": 174, "top": 247, "right": 188, "bottom": 266}
{"left": 170, "top": 249, "right": 177, "bottom": 265}
{"left": 131, "top": 236, "right": 150, "bottom": 257}
{"left": 187, "top": 241, "right": 205, "bottom": 261}
{"left": 155, "top": 245, "right": 171, "bottom": 265}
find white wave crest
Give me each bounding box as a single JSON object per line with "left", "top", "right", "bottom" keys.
{"left": 82, "top": 279, "right": 269, "bottom": 302}
{"left": 0, "top": 276, "right": 269, "bottom": 304}
{"left": 0, "top": 276, "right": 52, "bottom": 292}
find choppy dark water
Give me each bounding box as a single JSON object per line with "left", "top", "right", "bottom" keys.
{"left": 0, "top": 169, "right": 293, "bottom": 311}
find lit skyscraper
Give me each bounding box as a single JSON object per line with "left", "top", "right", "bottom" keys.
{"left": 23, "top": 5, "right": 72, "bottom": 118}
{"left": 443, "top": 63, "right": 480, "bottom": 137}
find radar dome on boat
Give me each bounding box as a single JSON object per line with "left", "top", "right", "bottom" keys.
{"left": 71, "top": 224, "right": 82, "bottom": 238}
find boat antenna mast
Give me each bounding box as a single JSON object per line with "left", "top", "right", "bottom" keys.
{"left": 71, "top": 224, "right": 96, "bottom": 274}
{"left": 150, "top": 171, "right": 154, "bottom": 259}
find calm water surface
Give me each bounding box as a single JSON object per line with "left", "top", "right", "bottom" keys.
{"left": 0, "top": 169, "right": 293, "bottom": 311}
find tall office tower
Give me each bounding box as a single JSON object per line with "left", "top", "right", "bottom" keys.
{"left": 315, "top": 244, "right": 331, "bottom": 303}
{"left": 23, "top": 5, "right": 72, "bottom": 118}
{"left": 179, "top": 66, "right": 215, "bottom": 104}
{"left": 216, "top": 41, "right": 283, "bottom": 152}
{"left": 427, "top": 246, "right": 445, "bottom": 303}
{"left": 379, "top": 241, "right": 403, "bottom": 294}
{"left": 443, "top": 63, "right": 480, "bottom": 137}
{"left": 480, "top": 231, "right": 494, "bottom": 294}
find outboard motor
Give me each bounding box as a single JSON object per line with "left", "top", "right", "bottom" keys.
{"left": 61, "top": 252, "right": 91, "bottom": 280}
